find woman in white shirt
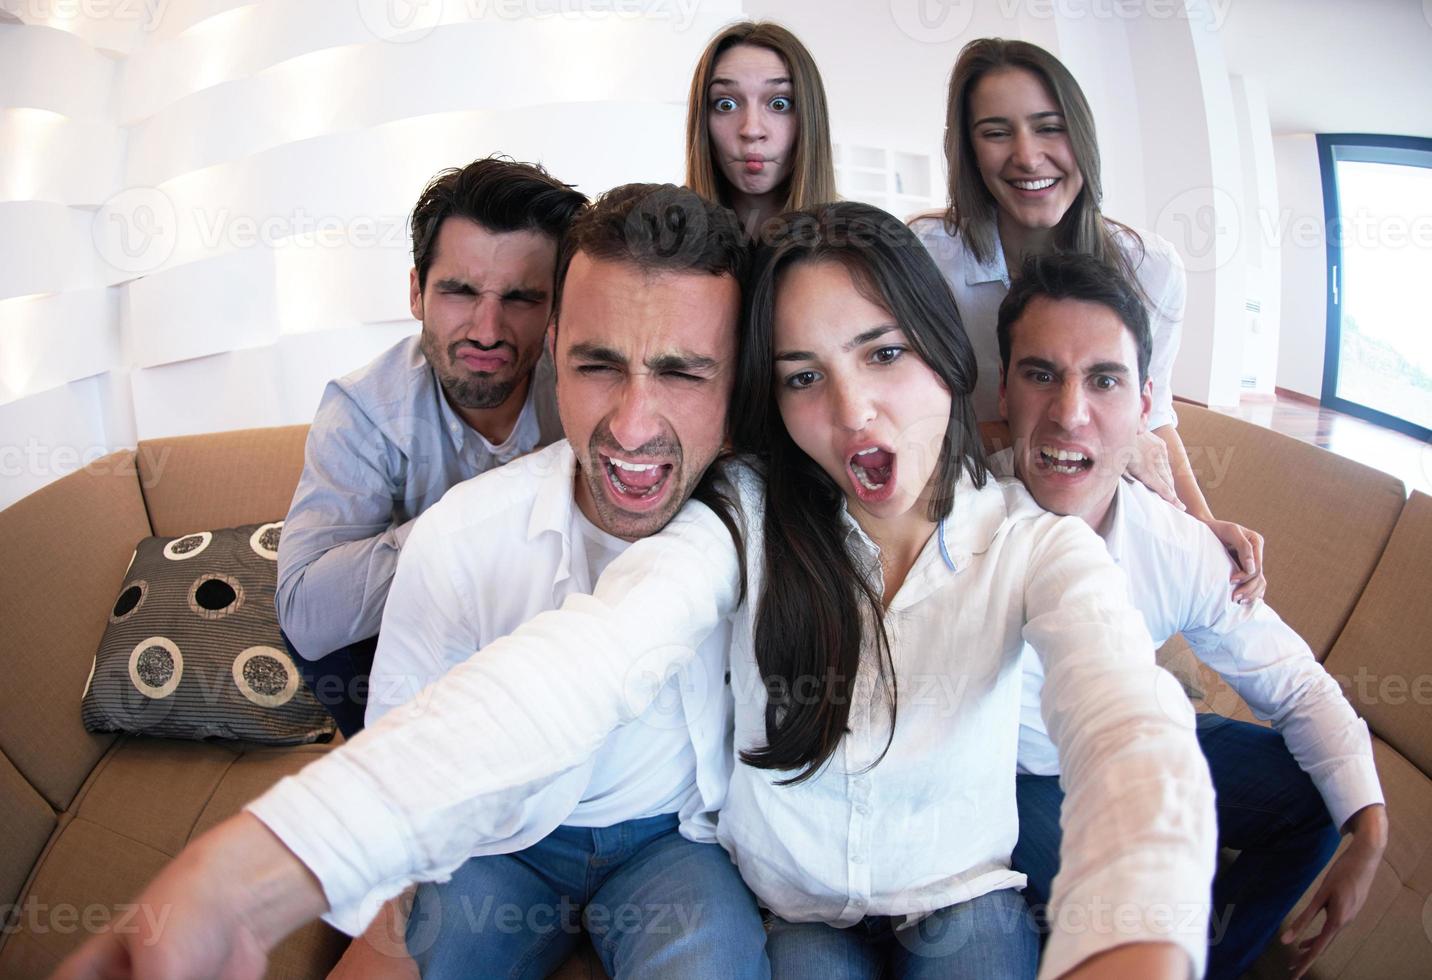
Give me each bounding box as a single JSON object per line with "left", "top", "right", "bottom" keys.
{"left": 684, "top": 21, "right": 837, "bottom": 239}
{"left": 712, "top": 201, "right": 1216, "bottom": 979}
{"left": 908, "top": 37, "right": 1267, "bottom": 603}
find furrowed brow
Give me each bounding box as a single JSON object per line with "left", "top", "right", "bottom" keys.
{"left": 648, "top": 352, "right": 719, "bottom": 374}
{"left": 1015, "top": 356, "right": 1060, "bottom": 372}
{"left": 567, "top": 343, "right": 627, "bottom": 366}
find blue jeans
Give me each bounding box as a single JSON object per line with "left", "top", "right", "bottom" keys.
{"left": 765, "top": 888, "right": 1038, "bottom": 980}
{"left": 281, "top": 629, "right": 375, "bottom": 738}
{"left": 1013, "top": 714, "right": 1340, "bottom": 979}
{"left": 406, "top": 812, "right": 769, "bottom": 979}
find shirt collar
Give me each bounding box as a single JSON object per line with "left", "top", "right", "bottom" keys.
{"left": 1097, "top": 479, "right": 1130, "bottom": 565}
{"left": 966, "top": 222, "right": 1010, "bottom": 288}
{"left": 837, "top": 471, "right": 1006, "bottom": 610}
{"left": 525, "top": 440, "right": 580, "bottom": 543}
{"left": 429, "top": 367, "right": 469, "bottom": 453}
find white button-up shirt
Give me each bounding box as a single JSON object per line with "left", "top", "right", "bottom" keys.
{"left": 365, "top": 440, "right": 713, "bottom": 833}
{"left": 717, "top": 466, "right": 1216, "bottom": 980}
{"left": 909, "top": 215, "right": 1186, "bottom": 430}
{"left": 994, "top": 450, "right": 1384, "bottom": 829}
{"left": 247, "top": 462, "right": 1216, "bottom": 979}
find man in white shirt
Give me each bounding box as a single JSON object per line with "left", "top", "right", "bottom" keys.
{"left": 992, "top": 252, "right": 1387, "bottom": 980}
{"left": 336, "top": 182, "right": 765, "bottom": 979}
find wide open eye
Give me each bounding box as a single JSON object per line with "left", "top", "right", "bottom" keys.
{"left": 769, "top": 95, "right": 793, "bottom": 112}
{"left": 712, "top": 96, "right": 737, "bottom": 113}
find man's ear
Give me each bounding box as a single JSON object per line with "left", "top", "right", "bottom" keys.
{"left": 409, "top": 267, "right": 423, "bottom": 322}
{"left": 997, "top": 366, "right": 1009, "bottom": 421}
{"left": 1139, "top": 378, "right": 1153, "bottom": 433}
{"left": 546, "top": 319, "right": 558, "bottom": 360}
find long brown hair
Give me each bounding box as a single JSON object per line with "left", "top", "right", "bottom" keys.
{"left": 684, "top": 22, "right": 837, "bottom": 215}
{"left": 942, "top": 38, "right": 1144, "bottom": 284}
{"left": 734, "top": 202, "right": 987, "bottom": 784}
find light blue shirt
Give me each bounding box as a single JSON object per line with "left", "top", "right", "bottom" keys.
{"left": 276, "top": 335, "right": 561, "bottom": 659}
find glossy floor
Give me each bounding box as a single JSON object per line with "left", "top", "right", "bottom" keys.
{"left": 1208, "top": 394, "right": 1430, "bottom": 497}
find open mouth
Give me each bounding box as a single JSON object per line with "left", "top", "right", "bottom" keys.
{"left": 1037, "top": 445, "right": 1093, "bottom": 476}
{"left": 848, "top": 446, "right": 896, "bottom": 502}
{"left": 1007, "top": 177, "right": 1059, "bottom": 193}
{"left": 601, "top": 453, "right": 674, "bottom": 508}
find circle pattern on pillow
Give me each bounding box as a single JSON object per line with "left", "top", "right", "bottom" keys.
{"left": 110, "top": 580, "right": 148, "bottom": 623}
{"left": 163, "top": 531, "right": 212, "bottom": 560}
{"left": 128, "top": 636, "right": 183, "bottom": 699}
{"left": 188, "top": 573, "right": 244, "bottom": 620}
{"left": 232, "top": 646, "right": 300, "bottom": 707}
{"left": 249, "top": 522, "right": 283, "bottom": 560}
{"left": 83, "top": 522, "right": 333, "bottom": 744}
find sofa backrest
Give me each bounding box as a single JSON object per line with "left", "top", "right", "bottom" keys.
{"left": 1173, "top": 402, "right": 1407, "bottom": 661}
{"left": 137, "top": 425, "right": 309, "bottom": 537}
{"left": 0, "top": 452, "right": 149, "bottom": 910}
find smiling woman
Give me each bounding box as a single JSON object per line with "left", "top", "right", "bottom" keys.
{"left": 684, "top": 21, "right": 837, "bottom": 239}
{"left": 910, "top": 36, "right": 1270, "bottom": 604}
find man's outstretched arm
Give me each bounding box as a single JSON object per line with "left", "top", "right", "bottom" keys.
{"left": 53, "top": 496, "right": 742, "bottom": 978}
{"left": 54, "top": 814, "right": 326, "bottom": 980}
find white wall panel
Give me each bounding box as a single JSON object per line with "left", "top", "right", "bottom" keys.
{"left": 124, "top": 16, "right": 728, "bottom": 188}
{"left": 0, "top": 202, "right": 103, "bottom": 300}
{"left": 273, "top": 241, "right": 414, "bottom": 336}
{"left": 126, "top": 248, "right": 277, "bottom": 367}
{"left": 0, "top": 373, "right": 130, "bottom": 511}
{"left": 0, "top": 23, "right": 118, "bottom": 121}
{"left": 0, "top": 108, "right": 123, "bottom": 205}
{"left": 113, "top": 101, "right": 685, "bottom": 280}
{"left": 129, "top": 345, "right": 284, "bottom": 439}
{"left": 275, "top": 322, "right": 419, "bottom": 422}
{"left": 0, "top": 287, "right": 120, "bottom": 403}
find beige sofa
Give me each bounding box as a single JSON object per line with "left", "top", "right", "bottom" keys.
{"left": 0, "top": 403, "right": 1427, "bottom": 978}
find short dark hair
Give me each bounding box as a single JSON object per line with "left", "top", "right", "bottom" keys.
{"left": 996, "top": 252, "right": 1152, "bottom": 384}
{"left": 410, "top": 156, "right": 587, "bottom": 290}
{"left": 551, "top": 183, "right": 747, "bottom": 320}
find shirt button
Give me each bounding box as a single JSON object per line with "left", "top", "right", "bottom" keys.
{"left": 852, "top": 852, "right": 864, "bottom": 865}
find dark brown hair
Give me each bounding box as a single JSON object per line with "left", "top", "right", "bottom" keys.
{"left": 997, "top": 252, "right": 1153, "bottom": 384}
{"left": 735, "top": 201, "right": 987, "bottom": 783}
{"left": 410, "top": 156, "right": 586, "bottom": 290}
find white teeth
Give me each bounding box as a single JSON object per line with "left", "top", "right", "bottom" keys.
{"left": 853, "top": 467, "right": 884, "bottom": 491}
{"left": 1012, "top": 178, "right": 1056, "bottom": 190}
{"left": 609, "top": 457, "right": 658, "bottom": 472}
{"left": 1040, "top": 446, "right": 1088, "bottom": 462}
{"left": 854, "top": 447, "right": 881, "bottom": 457}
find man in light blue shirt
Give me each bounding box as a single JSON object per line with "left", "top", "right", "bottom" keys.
{"left": 276, "top": 157, "right": 584, "bottom": 734}
{"left": 994, "top": 253, "right": 1387, "bottom": 980}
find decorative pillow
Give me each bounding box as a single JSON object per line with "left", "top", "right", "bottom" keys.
{"left": 82, "top": 522, "right": 335, "bottom": 744}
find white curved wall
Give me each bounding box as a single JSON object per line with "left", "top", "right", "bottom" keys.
{"left": 0, "top": 0, "right": 739, "bottom": 509}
